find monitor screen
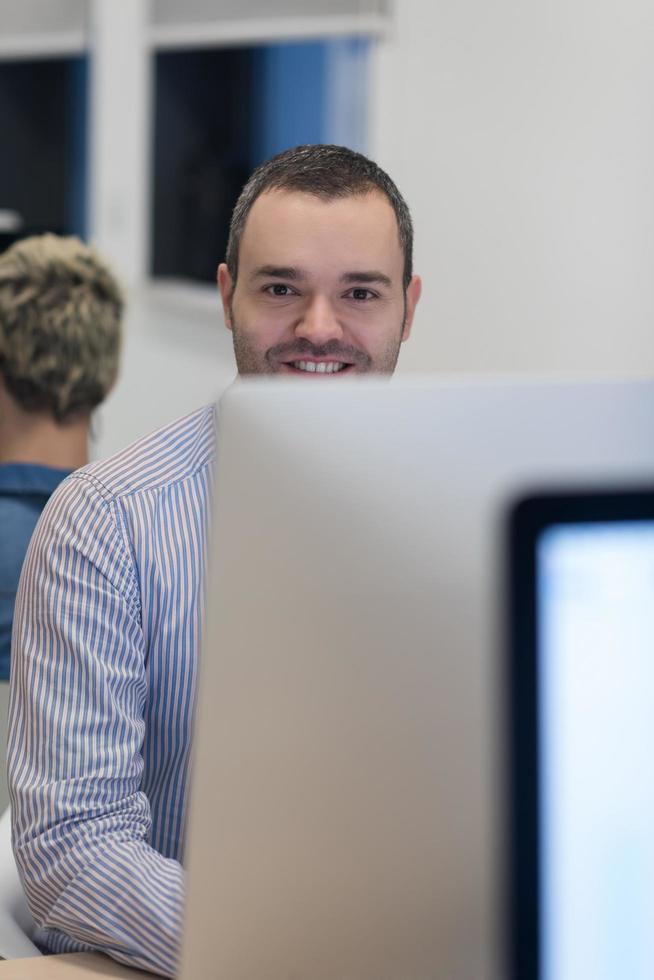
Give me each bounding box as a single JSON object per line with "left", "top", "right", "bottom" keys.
{"left": 537, "top": 520, "right": 654, "bottom": 980}
{"left": 510, "top": 491, "right": 654, "bottom": 978}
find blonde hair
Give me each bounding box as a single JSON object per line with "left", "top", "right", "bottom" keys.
{"left": 0, "top": 234, "right": 123, "bottom": 423}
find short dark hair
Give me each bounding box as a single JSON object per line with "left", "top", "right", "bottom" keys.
{"left": 225, "top": 144, "right": 414, "bottom": 290}
{"left": 0, "top": 234, "right": 123, "bottom": 423}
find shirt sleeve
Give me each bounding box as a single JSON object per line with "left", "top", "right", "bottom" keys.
{"left": 8, "top": 472, "right": 183, "bottom": 978}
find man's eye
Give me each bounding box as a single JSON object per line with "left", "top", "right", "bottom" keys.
{"left": 265, "top": 284, "right": 295, "bottom": 297}
{"left": 348, "top": 288, "right": 377, "bottom": 301}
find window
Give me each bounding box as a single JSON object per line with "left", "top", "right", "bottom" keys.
{"left": 151, "top": 38, "right": 369, "bottom": 283}
{"left": 0, "top": 57, "right": 88, "bottom": 251}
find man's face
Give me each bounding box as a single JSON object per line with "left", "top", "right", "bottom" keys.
{"left": 218, "top": 189, "right": 421, "bottom": 377}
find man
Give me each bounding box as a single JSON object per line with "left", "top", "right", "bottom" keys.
{"left": 0, "top": 233, "right": 123, "bottom": 677}
{"left": 219, "top": 144, "right": 420, "bottom": 376}
{"left": 8, "top": 145, "right": 421, "bottom": 977}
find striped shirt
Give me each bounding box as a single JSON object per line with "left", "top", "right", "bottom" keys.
{"left": 8, "top": 404, "right": 216, "bottom": 978}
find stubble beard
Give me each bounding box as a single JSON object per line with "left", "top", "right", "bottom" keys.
{"left": 229, "top": 302, "right": 407, "bottom": 377}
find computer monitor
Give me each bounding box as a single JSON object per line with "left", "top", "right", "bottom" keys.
{"left": 508, "top": 488, "right": 654, "bottom": 980}
{"left": 180, "top": 377, "right": 654, "bottom": 980}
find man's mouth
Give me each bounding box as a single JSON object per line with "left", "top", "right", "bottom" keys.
{"left": 289, "top": 360, "right": 350, "bottom": 374}
{"left": 267, "top": 342, "right": 368, "bottom": 374}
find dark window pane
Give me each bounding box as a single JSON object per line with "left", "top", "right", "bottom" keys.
{"left": 152, "top": 48, "right": 256, "bottom": 283}
{"left": 0, "top": 57, "right": 88, "bottom": 250}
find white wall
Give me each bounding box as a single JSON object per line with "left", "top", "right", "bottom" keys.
{"left": 371, "top": 0, "right": 654, "bottom": 376}
{"left": 0, "top": 0, "right": 87, "bottom": 56}
{"left": 92, "top": 283, "right": 236, "bottom": 460}
{"left": 89, "top": 0, "right": 151, "bottom": 287}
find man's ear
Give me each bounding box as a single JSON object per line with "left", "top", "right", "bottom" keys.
{"left": 401, "top": 274, "right": 422, "bottom": 342}
{"left": 217, "top": 263, "right": 234, "bottom": 331}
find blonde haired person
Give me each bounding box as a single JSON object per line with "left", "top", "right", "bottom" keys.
{"left": 0, "top": 234, "right": 123, "bottom": 679}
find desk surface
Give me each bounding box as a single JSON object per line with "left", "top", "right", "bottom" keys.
{"left": 0, "top": 953, "right": 156, "bottom": 978}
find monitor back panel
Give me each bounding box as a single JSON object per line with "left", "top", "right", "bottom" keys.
{"left": 181, "top": 378, "right": 654, "bottom": 980}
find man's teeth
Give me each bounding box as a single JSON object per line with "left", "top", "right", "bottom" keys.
{"left": 294, "top": 360, "right": 346, "bottom": 374}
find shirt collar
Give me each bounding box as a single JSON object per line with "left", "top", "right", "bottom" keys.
{"left": 0, "top": 461, "right": 73, "bottom": 496}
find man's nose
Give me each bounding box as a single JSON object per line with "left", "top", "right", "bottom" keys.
{"left": 294, "top": 295, "right": 344, "bottom": 345}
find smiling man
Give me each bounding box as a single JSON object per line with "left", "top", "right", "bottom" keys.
{"left": 8, "top": 145, "right": 421, "bottom": 978}
{"left": 218, "top": 144, "right": 421, "bottom": 378}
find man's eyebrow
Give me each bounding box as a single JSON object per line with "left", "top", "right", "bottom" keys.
{"left": 250, "top": 265, "right": 306, "bottom": 281}
{"left": 341, "top": 271, "right": 393, "bottom": 288}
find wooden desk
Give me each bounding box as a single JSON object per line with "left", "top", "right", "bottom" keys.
{"left": 0, "top": 953, "right": 157, "bottom": 978}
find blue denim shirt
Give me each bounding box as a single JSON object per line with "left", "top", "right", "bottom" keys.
{"left": 0, "top": 462, "right": 71, "bottom": 679}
